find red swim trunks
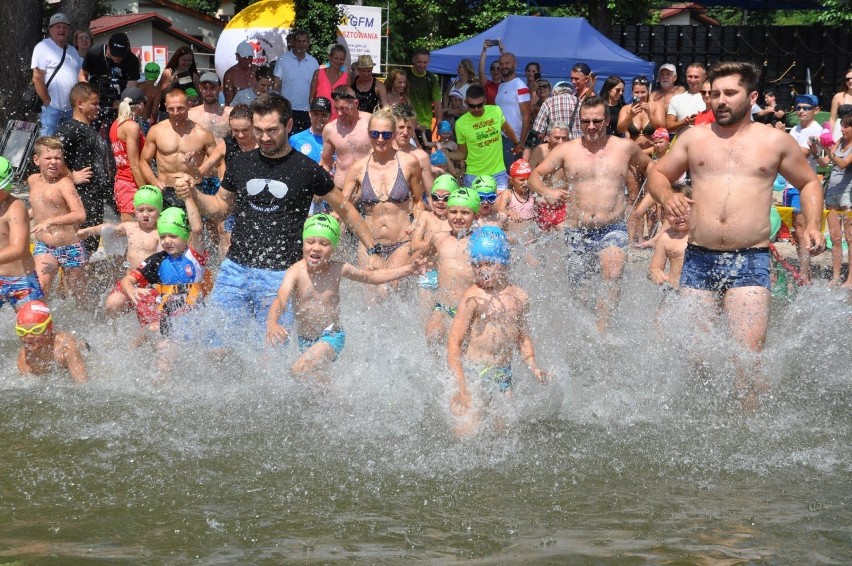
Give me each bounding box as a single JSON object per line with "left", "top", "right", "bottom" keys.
{"left": 535, "top": 202, "right": 566, "bottom": 231}
{"left": 112, "top": 280, "right": 159, "bottom": 324}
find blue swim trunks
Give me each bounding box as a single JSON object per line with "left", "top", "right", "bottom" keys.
{"left": 419, "top": 269, "right": 438, "bottom": 290}
{"left": 199, "top": 177, "right": 221, "bottom": 196}
{"left": 679, "top": 243, "right": 771, "bottom": 293}
{"left": 479, "top": 365, "right": 513, "bottom": 392}
{"left": 564, "top": 221, "right": 628, "bottom": 281}
{"left": 297, "top": 326, "right": 346, "bottom": 361}
{"left": 0, "top": 273, "right": 44, "bottom": 309}
{"left": 33, "top": 240, "right": 87, "bottom": 268}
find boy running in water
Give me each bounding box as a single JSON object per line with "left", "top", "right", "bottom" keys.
{"left": 266, "top": 214, "right": 423, "bottom": 382}
{"left": 421, "top": 188, "right": 481, "bottom": 351}
{"left": 16, "top": 300, "right": 88, "bottom": 384}
{"left": 77, "top": 184, "right": 164, "bottom": 322}
{"left": 121, "top": 179, "right": 207, "bottom": 347}
{"left": 0, "top": 156, "right": 43, "bottom": 312}
{"left": 448, "top": 227, "right": 549, "bottom": 436}
{"left": 471, "top": 175, "right": 509, "bottom": 230}
{"left": 648, "top": 186, "right": 692, "bottom": 291}
{"left": 411, "top": 174, "right": 457, "bottom": 298}
{"left": 28, "top": 137, "right": 88, "bottom": 305}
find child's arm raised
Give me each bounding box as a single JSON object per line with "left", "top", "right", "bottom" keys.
{"left": 341, "top": 257, "right": 425, "bottom": 285}
{"left": 177, "top": 174, "right": 205, "bottom": 253}
{"left": 266, "top": 266, "right": 300, "bottom": 346}
{"left": 32, "top": 179, "right": 86, "bottom": 234}
{"left": 448, "top": 289, "right": 478, "bottom": 414}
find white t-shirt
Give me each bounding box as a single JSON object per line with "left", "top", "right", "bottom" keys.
{"left": 273, "top": 50, "right": 319, "bottom": 112}
{"left": 495, "top": 77, "right": 530, "bottom": 140}
{"left": 667, "top": 91, "right": 706, "bottom": 135}
{"left": 789, "top": 121, "right": 823, "bottom": 175}
{"left": 30, "top": 38, "right": 81, "bottom": 111}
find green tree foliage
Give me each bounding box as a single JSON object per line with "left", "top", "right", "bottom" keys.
{"left": 293, "top": 0, "right": 346, "bottom": 62}
{"left": 171, "top": 0, "right": 221, "bottom": 17}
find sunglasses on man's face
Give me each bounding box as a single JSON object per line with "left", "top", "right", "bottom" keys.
{"left": 795, "top": 105, "right": 815, "bottom": 111}
{"left": 369, "top": 130, "right": 394, "bottom": 140}
{"left": 580, "top": 118, "right": 605, "bottom": 125}
{"left": 467, "top": 102, "right": 485, "bottom": 109}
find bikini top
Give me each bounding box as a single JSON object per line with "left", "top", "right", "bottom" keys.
{"left": 360, "top": 155, "right": 411, "bottom": 205}
{"left": 627, "top": 119, "right": 655, "bottom": 139}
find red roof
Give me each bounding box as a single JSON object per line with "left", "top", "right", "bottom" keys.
{"left": 659, "top": 3, "right": 721, "bottom": 26}
{"left": 134, "top": 0, "right": 225, "bottom": 27}
{"left": 89, "top": 13, "right": 215, "bottom": 53}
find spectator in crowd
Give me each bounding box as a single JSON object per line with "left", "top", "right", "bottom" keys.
{"left": 189, "top": 72, "right": 232, "bottom": 144}
{"left": 231, "top": 66, "right": 274, "bottom": 107}
{"left": 600, "top": 76, "right": 626, "bottom": 137}
{"left": 525, "top": 61, "right": 542, "bottom": 107}
{"left": 79, "top": 32, "right": 140, "bottom": 98}
{"left": 495, "top": 51, "right": 531, "bottom": 169}
{"left": 139, "top": 62, "right": 161, "bottom": 128}
{"left": 617, "top": 75, "right": 658, "bottom": 150}
{"left": 784, "top": 94, "right": 825, "bottom": 283}
{"left": 478, "top": 40, "right": 503, "bottom": 105}
{"left": 290, "top": 97, "right": 331, "bottom": 164}
{"left": 405, "top": 48, "right": 443, "bottom": 142}
{"left": 650, "top": 63, "right": 684, "bottom": 110}
{"left": 273, "top": 29, "right": 318, "bottom": 133}
{"left": 666, "top": 62, "right": 706, "bottom": 136}
{"left": 533, "top": 80, "right": 581, "bottom": 142}
{"left": 321, "top": 86, "right": 372, "bottom": 190}
{"left": 829, "top": 67, "right": 852, "bottom": 138}
{"left": 571, "top": 63, "right": 594, "bottom": 101}
{"left": 311, "top": 44, "right": 349, "bottom": 121}
{"left": 158, "top": 46, "right": 200, "bottom": 96}
{"left": 110, "top": 86, "right": 147, "bottom": 221}
{"left": 384, "top": 68, "right": 410, "bottom": 108}
{"left": 223, "top": 41, "right": 257, "bottom": 105}
{"left": 693, "top": 80, "right": 716, "bottom": 126}
{"left": 351, "top": 55, "right": 387, "bottom": 114}
{"left": 531, "top": 79, "right": 551, "bottom": 124}
{"left": 72, "top": 29, "right": 93, "bottom": 60}
{"left": 446, "top": 84, "right": 519, "bottom": 191}
{"left": 821, "top": 113, "right": 852, "bottom": 287}
{"left": 753, "top": 89, "right": 786, "bottom": 129}
{"left": 31, "top": 13, "right": 81, "bottom": 136}
{"left": 444, "top": 59, "right": 476, "bottom": 109}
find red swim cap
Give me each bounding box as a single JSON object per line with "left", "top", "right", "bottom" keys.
{"left": 16, "top": 300, "right": 52, "bottom": 326}
{"left": 509, "top": 159, "right": 532, "bottom": 179}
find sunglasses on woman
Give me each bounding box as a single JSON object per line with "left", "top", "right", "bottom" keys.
{"left": 15, "top": 316, "right": 52, "bottom": 337}
{"left": 369, "top": 130, "right": 394, "bottom": 140}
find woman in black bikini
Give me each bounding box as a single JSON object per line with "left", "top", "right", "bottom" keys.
{"left": 342, "top": 107, "right": 425, "bottom": 276}
{"left": 617, "top": 75, "right": 662, "bottom": 151}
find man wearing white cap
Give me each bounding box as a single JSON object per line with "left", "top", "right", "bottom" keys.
{"left": 272, "top": 29, "right": 318, "bottom": 134}
{"left": 650, "top": 63, "right": 684, "bottom": 110}
{"left": 223, "top": 41, "right": 257, "bottom": 105}
{"left": 31, "top": 13, "right": 82, "bottom": 135}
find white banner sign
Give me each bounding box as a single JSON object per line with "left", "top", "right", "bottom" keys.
{"left": 337, "top": 4, "right": 382, "bottom": 73}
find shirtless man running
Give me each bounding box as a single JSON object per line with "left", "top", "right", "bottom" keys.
{"left": 648, "top": 61, "right": 824, "bottom": 408}
{"left": 529, "top": 96, "right": 649, "bottom": 334}
{"left": 320, "top": 86, "right": 372, "bottom": 190}
{"left": 140, "top": 87, "right": 215, "bottom": 208}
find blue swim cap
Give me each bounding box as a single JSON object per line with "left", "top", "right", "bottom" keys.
{"left": 430, "top": 150, "right": 448, "bottom": 166}
{"left": 469, "top": 226, "right": 510, "bottom": 264}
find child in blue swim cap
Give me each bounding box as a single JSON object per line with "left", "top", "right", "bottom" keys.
{"left": 448, "top": 226, "right": 550, "bottom": 437}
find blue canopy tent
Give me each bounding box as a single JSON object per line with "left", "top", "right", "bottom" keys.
{"left": 429, "top": 16, "right": 656, "bottom": 95}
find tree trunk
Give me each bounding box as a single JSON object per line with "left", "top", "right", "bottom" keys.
{"left": 59, "top": 0, "right": 101, "bottom": 35}
{"left": 0, "top": 0, "right": 43, "bottom": 125}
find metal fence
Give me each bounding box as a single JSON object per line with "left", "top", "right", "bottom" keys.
{"left": 609, "top": 24, "right": 852, "bottom": 109}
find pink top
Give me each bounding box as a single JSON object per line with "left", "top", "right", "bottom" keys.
{"left": 506, "top": 190, "right": 536, "bottom": 221}
{"left": 110, "top": 119, "right": 145, "bottom": 185}
{"left": 316, "top": 68, "right": 349, "bottom": 120}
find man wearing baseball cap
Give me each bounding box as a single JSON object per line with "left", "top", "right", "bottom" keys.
{"left": 290, "top": 96, "right": 332, "bottom": 164}
{"left": 650, "top": 63, "right": 684, "bottom": 109}
{"left": 189, "top": 71, "right": 232, "bottom": 144}
{"left": 79, "top": 32, "right": 140, "bottom": 95}
{"left": 223, "top": 41, "right": 258, "bottom": 105}
{"left": 30, "top": 12, "right": 82, "bottom": 135}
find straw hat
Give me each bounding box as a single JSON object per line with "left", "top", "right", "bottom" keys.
{"left": 354, "top": 55, "right": 375, "bottom": 69}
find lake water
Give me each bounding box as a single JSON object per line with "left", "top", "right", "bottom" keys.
{"left": 1, "top": 250, "right": 850, "bottom": 564}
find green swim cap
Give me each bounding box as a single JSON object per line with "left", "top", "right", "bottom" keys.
{"left": 133, "top": 185, "right": 164, "bottom": 212}
{"left": 0, "top": 156, "right": 13, "bottom": 191}
{"left": 770, "top": 206, "right": 782, "bottom": 241}
{"left": 185, "top": 87, "right": 199, "bottom": 98}
{"left": 432, "top": 174, "right": 459, "bottom": 193}
{"left": 157, "top": 207, "right": 190, "bottom": 241}
{"left": 471, "top": 175, "right": 497, "bottom": 195}
{"left": 447, "top": 187, "right": 481, "bottom": 214}
{"left": 303, "top": 213, "right": 341, "bottom": 247}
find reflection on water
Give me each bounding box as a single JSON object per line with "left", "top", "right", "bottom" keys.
{"left": 1, "top": 245, "right": 850, "bottom": 563}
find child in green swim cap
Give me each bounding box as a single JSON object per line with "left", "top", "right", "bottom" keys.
{"left": 265, "top": 214, "right": 425, "bottom": 382}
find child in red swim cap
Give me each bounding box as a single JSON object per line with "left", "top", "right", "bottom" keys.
{"left": 16, "top": 300, "right": 88, "bottom": 383}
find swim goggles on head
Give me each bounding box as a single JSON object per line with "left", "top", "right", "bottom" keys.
{"left": 15, "top": 316, "right": 52, "bottom": 337}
